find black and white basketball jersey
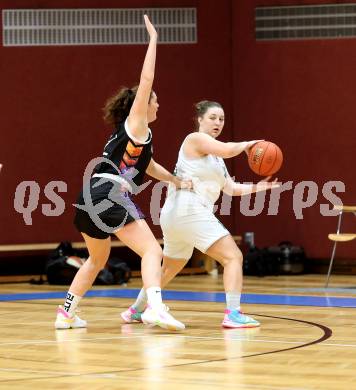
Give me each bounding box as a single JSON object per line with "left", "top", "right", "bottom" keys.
{"left": 94, "top": 119, "right": 153, "bottom": 186}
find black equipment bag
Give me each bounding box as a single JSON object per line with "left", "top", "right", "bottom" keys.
{"left": 46, "top": 242, "right": 87, "bottom": 285}
{"left": 108, "top": 257, "right": 132, "bottom": 285}
{"left": 266, "top": 241, "right": 305, "bottom": 275}
{"left": 243, "top": 241, "right": 306, "bottom": 277}
{"left": 46, "top": 256, "right": 80, "bottom": 285}
{"left": 243, "top": 247, "right": 280, "bottom": 277}
{"left": 49, "top": 241, "right": 88, "bottom": 261}
{"left": 46, "top": 242, "right": 131, "bottom": 285}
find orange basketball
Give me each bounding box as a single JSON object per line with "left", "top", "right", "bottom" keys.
{"left": 248, "top": 141, "right": 283, "bottom": 176}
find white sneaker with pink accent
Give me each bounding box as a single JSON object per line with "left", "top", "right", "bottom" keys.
{"left": 141, "top": 304, "right": 185, "bottom": 331}
{"left": 55, "top": 305, "right": 87, "bottom": 329}
{"left": 121, "top": 306, "right": 144, "bottom": 323}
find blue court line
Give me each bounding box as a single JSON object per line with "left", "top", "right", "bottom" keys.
{"left": 1, "top": 289, "right": 356, "bottom": 308}
{"left": 288, "top": 287, "right": 356, "bottom": 294}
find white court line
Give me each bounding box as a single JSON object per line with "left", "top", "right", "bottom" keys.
{"left": 69, "top": 372, "right": 311, "bottom": 390}
{"left": 0, "top": 367, "right": 309, "bottom": 390}
{"left": 0, "top": 317, "right": 120, "bottom": 326}
{"left": 83, "top": 373, "right": 310, "bottom": 390}
{"left": 0, "top": 333, "right": 355, "bottom": 348}
{"left": 0, "top": 334, "right": 147, "bottom": 346}
{"left": 0, "top": 367, "right": 82, "bottom": 377}
{"left": 0, "top": 366, "right": 307, "bottom": 390}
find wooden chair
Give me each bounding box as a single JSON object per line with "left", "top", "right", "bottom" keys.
{"left": 325, "top": 205, "right": 356, "bottom": 287}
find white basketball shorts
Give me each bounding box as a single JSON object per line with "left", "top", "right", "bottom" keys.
{"left": 160, "top": 191, "right": 230, "bottom": 260}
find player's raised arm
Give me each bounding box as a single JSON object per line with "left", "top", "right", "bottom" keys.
{"left": 127, "top": 15, "right": 158, "bottom": 141}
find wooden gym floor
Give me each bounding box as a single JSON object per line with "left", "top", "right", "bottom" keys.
{"left": 0, "top": 273, "right": 356, "bottom": 389}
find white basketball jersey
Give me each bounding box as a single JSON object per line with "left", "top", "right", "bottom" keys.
{"left": 167, "top": 136, "right": 228, "bottom": 209}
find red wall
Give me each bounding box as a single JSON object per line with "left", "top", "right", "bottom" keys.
{"left": 232, "top": 0, "right": 355, "bottom": 259}
{"left": 0, "top": 0, "right": 234, "bottom": 243}
{"left": 0, "top": 0, "right": 354, "bottom": 260}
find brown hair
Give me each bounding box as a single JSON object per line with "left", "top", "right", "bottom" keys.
{"left": 103, "top": 86, "right": 154, "bottom": 127}
{"left": 194, "top": 100, "right": 223, "bottom": 130}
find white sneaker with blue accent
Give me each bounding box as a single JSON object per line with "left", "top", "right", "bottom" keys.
{"left": 222, "top": 309, "right": 260, "bottom": 328}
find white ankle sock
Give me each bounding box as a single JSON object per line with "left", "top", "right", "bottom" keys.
{"left": 131, "top": 288, "right": 147, "bottom": 312}
{"left": 63, "top": 291, "right": 82, "bottom": 315}
{"left": 146, "top": 286, "right": 163, "bottom": 309}
{"left": 226, "top": 292, "right": 241, "bottom": 311}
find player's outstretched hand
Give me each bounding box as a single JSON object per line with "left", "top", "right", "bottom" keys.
{"left": 255, "top": 176, "right": 280, "bottom": 192}
{"left": 244, "top": 139, "right": 264, "bottom": 155}
{"left": 144, "top": 15, "right": 157, "bottom": 39}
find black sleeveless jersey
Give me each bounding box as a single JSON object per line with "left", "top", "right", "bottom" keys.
{"left": 93, "top": 120, "right": 153, "bottom": 186}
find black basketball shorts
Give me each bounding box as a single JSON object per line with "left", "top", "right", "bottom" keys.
{"left": 73, "top": 177, "right": 145, "bottom": 239}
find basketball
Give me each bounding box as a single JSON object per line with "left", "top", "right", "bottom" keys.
{"left": 248, "top": 141, "right": 283, "bottom": 176}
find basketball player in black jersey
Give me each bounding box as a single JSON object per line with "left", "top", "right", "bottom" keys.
{"left": 55, "top": 15, "right": 187, "bottom": 331}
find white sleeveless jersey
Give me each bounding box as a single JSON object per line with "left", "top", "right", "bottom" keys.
{"left": 167, "top": 137, "right": 228, "bottom": 210}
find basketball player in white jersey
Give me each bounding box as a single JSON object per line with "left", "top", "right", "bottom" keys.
{"left": 122, "top": 100, "right": 279, "bottom": 328}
